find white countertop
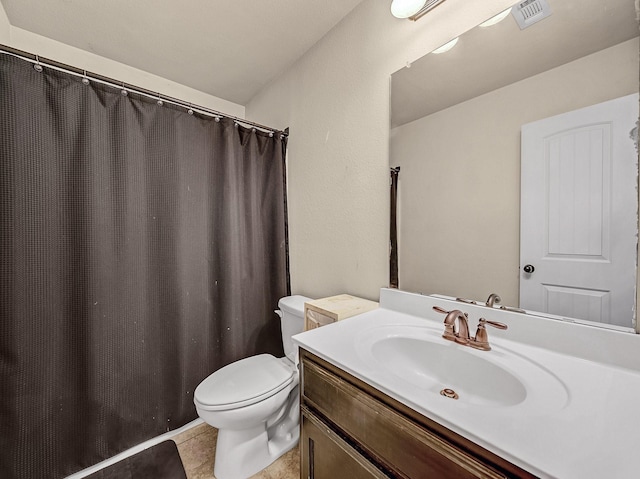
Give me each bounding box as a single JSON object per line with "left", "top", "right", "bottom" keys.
{"left": 293, "top": 288, "right": 640, "bottom": 479}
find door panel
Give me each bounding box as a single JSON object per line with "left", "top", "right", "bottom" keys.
{"left": 547, "top": 126, "right": 608, "bottom": 258}
{"left": 543, "top": 284, "right": 610, "bottom": 323}
{"left": 520, "top": 93, "right": 638, "bottom": 327}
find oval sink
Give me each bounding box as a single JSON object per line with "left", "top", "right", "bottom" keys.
{"left": 357, "top": 325, "right": 568, "bottom": 411}
{"left": 372, "top": 336, "right": 526, "bottom": 406}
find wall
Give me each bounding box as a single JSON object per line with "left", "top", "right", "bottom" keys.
{"left": 0, "top": 1, "right": 9, "bottom": 44}
{"left": 246, "top": 0, "right": 516, "bottom": 300}
{"left": 3, "top": 26, "right": 244, "bottom": 118}
{"left": 390, "top": 38, "right": 639, "bottom": 306}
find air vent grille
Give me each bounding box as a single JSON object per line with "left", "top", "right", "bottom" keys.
{"left": 512, "top": 0, "right": 552, "bottom": 29}
{"left": 409, "top": 0, "right": 447, "bottom": 21}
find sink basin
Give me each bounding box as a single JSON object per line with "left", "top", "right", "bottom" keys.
{"left": 357, "top": 325, "right": 568, "bottom": 411}
{"left": 372, "top": 336, "right": 526, "bottom": 406}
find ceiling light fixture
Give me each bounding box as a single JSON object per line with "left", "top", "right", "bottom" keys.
{"left": 479, "top": 7, "right": 513, "bottom": 27}
{"left": 432, "top": 37, "right": 459, "bottom": 54}
{"left": 391, "top": 0, "right": 447, "bottom": 21}
{"left": 391, "top": 0, "right": 426, "bottom": 18}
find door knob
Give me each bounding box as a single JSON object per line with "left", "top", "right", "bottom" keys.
{"left": 523, "top": 264, "right": 535, "bottom": 274}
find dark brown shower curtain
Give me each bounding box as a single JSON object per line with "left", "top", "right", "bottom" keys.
{"left": 0, "top": 54, "right": 289, "bottom": 479}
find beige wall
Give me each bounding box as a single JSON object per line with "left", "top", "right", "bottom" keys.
{"left": 0, "top": 1, "right": 10, "bottom": 44}
{"left": 246, "top": 0, "right": 515, "bottom": 300}
{"left": 390, "top": 38, "right": 639, "bottom": 306}
{"left": 3, "top": 26, "right": 244, "bottom": 118}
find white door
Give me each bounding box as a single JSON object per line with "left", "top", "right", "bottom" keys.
{"left": 520, "top": 93, "right": 638, "bottom": 327}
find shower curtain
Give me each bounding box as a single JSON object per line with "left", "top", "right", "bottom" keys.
{"left": 0, "top": 54, "right": 290, "bottom": 479}
{"left": 389, "top": 167, "right": 400, "bottom": 289}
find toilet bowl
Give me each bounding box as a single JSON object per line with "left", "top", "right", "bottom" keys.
{"left": 194, "top": 295, "right": 310, "bottom": 479}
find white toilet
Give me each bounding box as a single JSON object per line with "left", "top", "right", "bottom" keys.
{"left": 194, "top": 295, "right": 310, "bottom": 479}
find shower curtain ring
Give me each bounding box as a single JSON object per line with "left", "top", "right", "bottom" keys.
{"left": 121, "top": 82, "right": 128, "bottom": 96}
{"left": 33, "top": 55, "right": 43, "bottom": 72}
{"left": 156, "top": 93, "right": 164, "bottom": 106}
{"left": 82, "top": 70, "right": 90, "bottom": 85}
{"left": 187, "top": 103, "right": 194, "bottom": 115}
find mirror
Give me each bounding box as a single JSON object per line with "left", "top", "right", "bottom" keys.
{"left": 390, "top": 0, "right": 639, "bottom": 331}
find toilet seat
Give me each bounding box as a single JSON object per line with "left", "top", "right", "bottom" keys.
{"left": 194, "top": 354, "right": 295, "bottom": 411}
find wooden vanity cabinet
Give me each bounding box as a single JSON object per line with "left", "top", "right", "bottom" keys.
{"left": 301, "top": 410, "right": 388, "bottom": 479}
{"left": 299, "top": 349, "right": 537, "bottom": 479}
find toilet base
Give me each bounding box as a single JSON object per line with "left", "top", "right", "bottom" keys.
{"left": 213, "top": 426, "right": 298, "bottom": 479}
{"left": 212, "top": 388, "right": 300, "bottom": 479}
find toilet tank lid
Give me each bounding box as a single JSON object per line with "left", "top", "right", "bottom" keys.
{"left": 278, "top": 295, "right": 312, "bottom": 316}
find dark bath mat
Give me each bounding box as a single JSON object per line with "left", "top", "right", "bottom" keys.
{"left": 85, "top": 440, "right": 187, "bottom": 479}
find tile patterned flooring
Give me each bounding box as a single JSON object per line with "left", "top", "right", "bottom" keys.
{"left": 173, "top": 423, "right": 300, "bottom": 479}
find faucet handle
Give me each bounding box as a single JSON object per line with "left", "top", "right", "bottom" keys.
{"left": 432, "top": 306, "right": 469, "bottom": 319}
{"left": 433, "top": 306, "right": 457, "bottom": 340}
{"left": 432, "top": 306, "right": 450, "bottom": 314}
{"left": 480, "top": 319, "right": 508, "bottom": 330}
{"left": 470, "top": 318, "right": 508, "bottom": 351}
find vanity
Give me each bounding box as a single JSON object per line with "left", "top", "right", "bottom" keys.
{"left": 293, "top": 288, "right": 640, "bottom": 478}
{"left": 299, "top": 350, "right": 532, "bottom": 478}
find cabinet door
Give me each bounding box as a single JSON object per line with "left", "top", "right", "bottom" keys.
{"left": 301, "top": 409, "right": 389, "bottom": 479}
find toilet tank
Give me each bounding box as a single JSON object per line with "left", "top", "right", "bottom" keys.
{"left": 278, "top": 295, "right": 311, "bottom": 361}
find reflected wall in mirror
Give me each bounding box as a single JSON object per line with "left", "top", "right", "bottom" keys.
{"left": 390, "top": 0, "right": 639, "bottom": 331}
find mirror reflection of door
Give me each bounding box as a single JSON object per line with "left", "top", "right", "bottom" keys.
{"left": 520, "top": 93, "right": 638, "bottom": 327}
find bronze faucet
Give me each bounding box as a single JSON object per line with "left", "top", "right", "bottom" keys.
{"left": 485, "top": 293, "right": 501, "bottom": 308}
{"left": 433, "top": 306, "right": 507, "bottom": 351}
{"left": 433, "top": 306, "right": 470, "bottom": 345}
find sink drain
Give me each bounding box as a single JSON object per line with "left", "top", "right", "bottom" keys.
{"left": 440, "top": 388, "right": 459, "bottom": 400}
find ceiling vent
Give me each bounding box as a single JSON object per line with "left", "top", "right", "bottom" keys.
{"left": 511, "top": 0, "right": 552, "bottom": 29}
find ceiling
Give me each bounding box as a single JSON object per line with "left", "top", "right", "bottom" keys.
{"left": 391, "top": 0, "right": 639, "bottom": 128}
{"left": 1, "top": 0, "right": 364, "bottom": 105}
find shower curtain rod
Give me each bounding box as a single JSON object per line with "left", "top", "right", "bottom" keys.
{"left": 0, "top": 44, "right": 288, "bottom": 137}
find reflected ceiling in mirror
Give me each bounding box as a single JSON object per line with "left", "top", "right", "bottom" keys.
{"left": 391, "top": 0, "right": 638, "bottom": 128}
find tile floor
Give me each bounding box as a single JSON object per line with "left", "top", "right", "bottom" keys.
{"left": 173, "top": 423, "right": 300, "bottom": 479}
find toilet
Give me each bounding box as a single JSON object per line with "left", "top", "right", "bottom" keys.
{"left": 194, "top": 295, "right": 310, "bottom": 479}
